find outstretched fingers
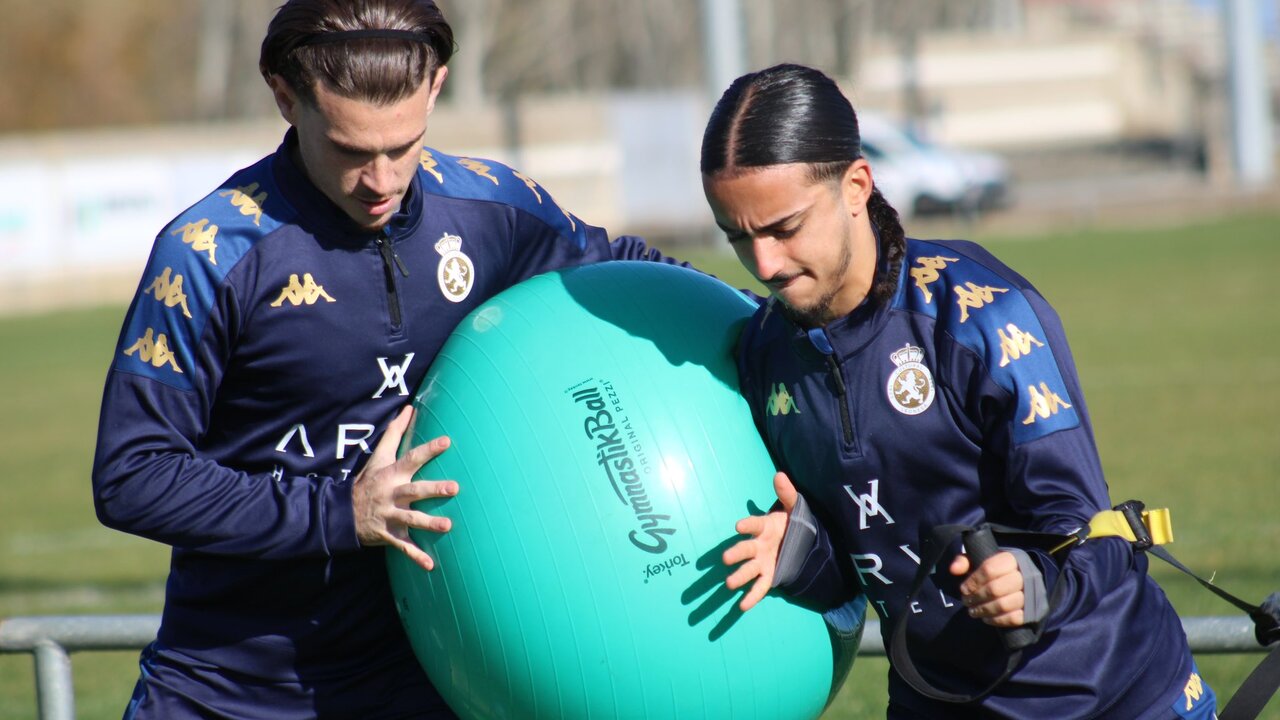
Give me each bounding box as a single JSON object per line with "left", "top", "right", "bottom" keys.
{"left": 398, "top": 435, "right": 451, "bottom": 474}
{"left": 384, "top": 528, "right": 436, "bottom": 572}
{"left": 722, "top": 535, "right": 760, "bottom": 573}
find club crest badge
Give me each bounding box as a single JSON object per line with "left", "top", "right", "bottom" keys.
{"left": 435, "top": 232, "right": 474, "bottom": 303}
{"left": 886, "top": 343, "right": 934, "bottom": 415}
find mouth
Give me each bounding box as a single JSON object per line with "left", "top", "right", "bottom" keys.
{"left": 764, "top": 274, "right": 800, "bottom": 293}
{"left": 356, "top": 195, "right": 398, "bottom": 216}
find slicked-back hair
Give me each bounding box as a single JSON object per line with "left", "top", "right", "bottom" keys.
{"left": 701, "top": 63, "right": 905, "bottom": 305}
{"left": 260, "top": 0, "right": 455, "bottom": 106}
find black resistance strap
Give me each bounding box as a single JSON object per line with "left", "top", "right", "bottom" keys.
{"left": 887, "top": 502, "right": 1280, "bottom": 717}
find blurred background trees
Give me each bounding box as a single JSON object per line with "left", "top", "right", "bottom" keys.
{"left": 5, "top": 0, "right": 1268, "bottom": 133}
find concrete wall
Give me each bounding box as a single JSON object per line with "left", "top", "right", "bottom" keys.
{"left": 854, "top": 32, "right": 1203, "bottom": 148}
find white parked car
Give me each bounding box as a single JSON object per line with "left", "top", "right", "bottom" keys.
{"left": 857, "top": 112, "right": 1010, "bottom": 217}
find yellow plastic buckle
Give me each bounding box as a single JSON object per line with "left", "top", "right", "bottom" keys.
{"left": 1048, "top": 501, "right": 1173, "bottom": 555}
{"left": 1088, "top": 501, "right": 1174, "bottom": 548}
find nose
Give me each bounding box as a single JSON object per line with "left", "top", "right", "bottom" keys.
{"left": 361, "top": 155, "right": 396, "bottom": 197}
{"left": 750, "top": 237, "right": 786, "bottom": 281}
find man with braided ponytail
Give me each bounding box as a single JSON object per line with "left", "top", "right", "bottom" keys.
{"left": 92, "top": 1, "right": 684, "bottom": 717}
{"left": 710, "top": 64, "right": 1214, "bottom": 719}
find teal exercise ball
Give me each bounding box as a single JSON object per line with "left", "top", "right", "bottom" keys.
{"left": 389, "top": 261, "right": 864, "bottom": 719}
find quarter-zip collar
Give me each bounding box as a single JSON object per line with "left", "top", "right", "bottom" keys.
{"left": 270, "top": 127, "right": 424, "bottom": 248}
{"left": 791, "top": 228, "right": 905, "bottom": 361}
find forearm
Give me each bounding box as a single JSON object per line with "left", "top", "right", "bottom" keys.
{"left": 1028, "top": 536, "right": 1137, "bottom": 630}
{"left": 93, "top": 374, "right": 360, "bottom": 558}
{"left": 774, "top": 495, "right": 859, "bottom": 611}
{"left": 606, "top": 234, "right": 692, "bottom": 267}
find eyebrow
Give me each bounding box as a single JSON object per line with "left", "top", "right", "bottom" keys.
{"left": 330, "top": 133, "right": 425, "bottom": 156}
{"left": 717, "top": 208, "right": 806, "bottom": 235}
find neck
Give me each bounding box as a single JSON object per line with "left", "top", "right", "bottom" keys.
{"left": 829, "top": 213, "right": 880, "bottom": 318}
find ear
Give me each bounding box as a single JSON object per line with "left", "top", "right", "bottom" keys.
{"left": 841, "top": 158, "right": 874, "bottom": 216}
{"left": 266, "top": 74, "right": 302, "bottom": 126}
{"left": 425, "top": 65, "right": 449, "bottom": 116}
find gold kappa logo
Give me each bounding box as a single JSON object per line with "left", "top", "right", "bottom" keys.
{"left": 955, "top": 282, "right": 1008, "bottom": 323}
{"left": 1183, "top": 672, "right": 1205, "bottom": 711}
{"left": 512, "top": 170, "right": 543, "bottom": 204}
{"left": 170, "top": 219, "right": 219, "bottom": 265}
{"left": 270, "top": 273, "right": 335, "bottom": 307}
{"left": 1022, "top": 382, "right": 1072, "bottom": 425}
{"left": 419, "top": 149, "right": 444, "bottom": 184}
{"left": 909, "top": 255, "right": 959, "bottom": 304}
{"left": 435, "top": 233, "right": 475, "bottom": 303}
{"left": 458, "top": 158, "right": 499, "bottom": 185}
{"left": 996, "top": 323, "right": 1044, "bottom": 367}
{"left": 886, "top": 344, "right": 934, "bottom": 415}
{"left": 218, "top": 182, "right": 267, "bottom": 226}
{"left": 767, "top": 383, "right": 800, "bottom": 416}
{"left": 144, "top": 267, "right": 193, "bottom": 319}
{"left": 123, "top": 328, "right": 183, "bottom": 373}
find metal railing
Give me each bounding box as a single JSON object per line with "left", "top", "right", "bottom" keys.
{"left": 0, "top": 614, "right": 1269, "bottom": 720}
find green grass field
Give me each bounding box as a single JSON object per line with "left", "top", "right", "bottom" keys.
{"left": 1, "top": 210, "right": 1277, "bottom": 718}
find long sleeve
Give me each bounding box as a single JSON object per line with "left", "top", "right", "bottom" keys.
{"left": 952, "top": 276, "right": 1134, "bottom": 629}
{"left": 92, "top": 223, "right": 362, "bottom": 559}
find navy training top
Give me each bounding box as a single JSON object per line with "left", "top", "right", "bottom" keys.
{"left": 92, "top": 130, "right": 682, "bottom": 717}
{"left": 736, "top": 238, "right": 1197, "bottom": 719}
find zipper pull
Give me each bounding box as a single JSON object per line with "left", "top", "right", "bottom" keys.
{"left": 807, "top": 327, "right": 854, "bottom": 445}
{"left": 376, "top": 234, "right": 410, "bottom": 277}
{"left": 806, "top": 328, "right": 844, "bottom": 394}
{"left": 825, "top": 354, "right": 848, "bottom": 398}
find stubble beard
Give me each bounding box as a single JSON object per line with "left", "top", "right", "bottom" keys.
{"left": 778, "top": 228, "right": 856, "bottom": 330}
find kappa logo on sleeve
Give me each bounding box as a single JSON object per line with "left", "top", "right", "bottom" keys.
{"left": 1022, "top": 382, "right": 1073, "bottom": 426}
{"left": 218, "top": 182, "right": 267, "bottom": 226}
{"left": 512, "top": 170, "right": 543, "bottom": 204}
{"left": 909, "top": 255, "right": 959, "bottom": 304}
{"left": 419, "top": 149, "right": 444, "bottom": 183}
{"left": 458, "top": 157, "right": 499, "bottom": 185}
{"left": 954, "top": 282, "right": 1009, "bottom": 323}
{"left": 996, "top": 323, "right": 1044, "bottom": 367}
{"left": 143, "top": 267, "right": 193, "bottom": 319}
{"left": 170, "top": 219, "right": 219, "bottom": 265}
{"left": 123, "top": 328, "right": 183, "bottom": 374}
{"left": 1172, "top": 668, "right": 1217, "bottom": 719}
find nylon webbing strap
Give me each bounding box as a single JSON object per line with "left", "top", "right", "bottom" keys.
{"left": 890, "top": 503, "right": 1278, "bottom": 713}
{"left": 1091, "top": 503, "right": 1274, "bottom": 637}
{"left": 1091, "top": 502, "right": 1280, "bottom": 719}
{"left": 1220, "top": 643, "right": 1280, "bottom": 720}
{"left": 887, "top": 523, "right": 1047, "bottom": 704}
{"left": 1088, "top": 507, "right": 1173, "bottom": 546}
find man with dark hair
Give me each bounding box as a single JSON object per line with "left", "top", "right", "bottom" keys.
{"left": 92, "top": 1, "right": 680, "bottom": 717}
{"left": 708, "top": 64, "right": 1216, "bottom": 719}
